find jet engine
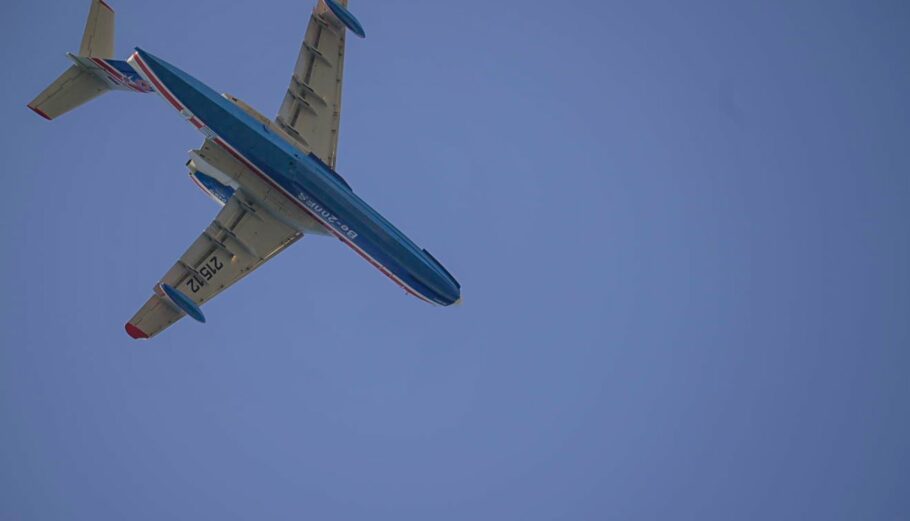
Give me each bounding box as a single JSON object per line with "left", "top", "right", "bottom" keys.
{"left": 187, "top": 159, "right": 237, "bottom": 206}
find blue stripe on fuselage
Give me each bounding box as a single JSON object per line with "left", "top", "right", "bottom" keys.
{"left": 134, "top": 48, "right": 459, "bottom": 305}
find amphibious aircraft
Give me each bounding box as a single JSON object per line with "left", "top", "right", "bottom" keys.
{"left": 28, "top": 0, "right": 461, "bottom": 339}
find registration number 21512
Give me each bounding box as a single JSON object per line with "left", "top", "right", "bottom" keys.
{"left": 185, "top": 254, "right": 224, "bottom": 294}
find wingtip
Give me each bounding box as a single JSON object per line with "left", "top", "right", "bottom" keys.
{"left": 98, "top": 0, "right": 114, "bottom": 13}
{"left": 27, "top": 105, "right": 51, "bottom": 120}
{"left": 125, "top": 323, "right": 149, "bottom": 339}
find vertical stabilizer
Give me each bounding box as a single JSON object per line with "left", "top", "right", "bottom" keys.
{"left": 80, "top": 0, "right": 115, "bottom": 58}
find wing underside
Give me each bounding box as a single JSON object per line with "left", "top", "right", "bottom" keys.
{"left": 276, "top": 0, "right": 349, "bottom": 167}
{"left": 126, "top": 192, "right": 301, "bottom": 339}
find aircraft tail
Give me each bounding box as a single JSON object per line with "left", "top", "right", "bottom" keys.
{"left": 27, "top": 0, "right": 152, "bottom": 120}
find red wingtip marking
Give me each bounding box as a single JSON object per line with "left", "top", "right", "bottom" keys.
{"left": 98, "top": 0, "right": 114, "bottom": 12}
{"left": 125, "top": 323, "right": 149, "bottom": 339}
{"left": 27, "top": 105, "right": 51, "bottom": 120}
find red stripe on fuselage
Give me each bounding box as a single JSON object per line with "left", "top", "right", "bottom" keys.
{"left": 92, "top": 58, "right": 121, "bottom": 79}
{"left": 91, "top": 57, "right": 143, "bottom": 93}
{"left": 131, "top": 53, "right": 184, "bottom": 111}
{"left": 131, "top": 54, "right": 206, "bottom": 128}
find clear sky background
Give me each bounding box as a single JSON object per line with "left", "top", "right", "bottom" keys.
{"left": 1, "top": 0, "right": 908, "bottom": 519}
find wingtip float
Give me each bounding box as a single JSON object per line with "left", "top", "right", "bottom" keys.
{"left": 324, "top": 0, "right": 366, "bottom": 38}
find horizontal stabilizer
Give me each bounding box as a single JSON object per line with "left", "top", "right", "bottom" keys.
{"left": 27, "top": 65, "right": 109, "bottom": 120}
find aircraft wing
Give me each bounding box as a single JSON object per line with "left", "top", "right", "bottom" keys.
{"left": 276, "top": 0, "right": 350, "bottom": 168}
{"left": 125, "top": 193, "right": 301, "bottom": 339}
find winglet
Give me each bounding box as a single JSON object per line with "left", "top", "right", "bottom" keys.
{"left": 125, "top": 323, "right": 149, "bottom": 339}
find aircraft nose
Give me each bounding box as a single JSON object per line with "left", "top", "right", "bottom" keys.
{"left": 427, "top": 272, "right": 461, "bottom": 306}
{"left": 418, "top": 249, "right": 460, "bottom": 306}
{"left": 438, "top": 280, "right": 461, "bottom": 306}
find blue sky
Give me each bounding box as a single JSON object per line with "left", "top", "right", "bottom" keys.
{"left": 2, "top": 0, "right": 909, "bottom": 519}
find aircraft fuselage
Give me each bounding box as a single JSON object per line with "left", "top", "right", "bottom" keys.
{"left": 129, "top": 48, "right": 460, "bottom": 306}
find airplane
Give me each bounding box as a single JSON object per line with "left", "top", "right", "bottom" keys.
{"left": 27, "top": 0, "right": 461, "bottom": 339}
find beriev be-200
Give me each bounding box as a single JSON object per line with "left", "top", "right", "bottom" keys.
{"left": 28, "top": 0, "right": 461, "bottom": 339}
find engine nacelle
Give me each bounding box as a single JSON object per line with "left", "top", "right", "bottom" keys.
{"left": 187, "top": 157, "right": 237, "bottom": 206}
